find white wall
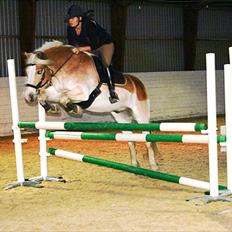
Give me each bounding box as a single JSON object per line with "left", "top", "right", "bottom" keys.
{"left": 0, "top": 71, "right": 225, "bottom": 137}
{"left": 139, "top": 71, "right": 224, "bottom": 119}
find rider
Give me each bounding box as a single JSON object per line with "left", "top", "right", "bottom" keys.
{"left": 65, "top": 4, "right": 119, "bottom": 103}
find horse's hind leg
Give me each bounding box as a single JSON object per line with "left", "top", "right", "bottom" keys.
{"left": 131, "top": 100, "right": 159, "bottom": 170}
{"left": 144, "top": 139, "right": 159, "bottom": 170}
{"left": 111, "top": 111, "right": 140, "bottom": 168}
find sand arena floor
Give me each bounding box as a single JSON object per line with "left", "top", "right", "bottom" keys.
{"left": 1, "top": 117, "right": 232, "bottom": 232}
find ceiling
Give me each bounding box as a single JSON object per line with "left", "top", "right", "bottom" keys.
{"left": 128, "top": 0, "right": 232, "bottom": 9}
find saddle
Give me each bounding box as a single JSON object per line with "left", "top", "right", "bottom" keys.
{"left": 91, "top": 54, "right": 126, "bottom": 85}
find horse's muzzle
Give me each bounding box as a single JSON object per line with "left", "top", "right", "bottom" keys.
{"left": 24, "top": 92, "right": 38, "bottom": 105}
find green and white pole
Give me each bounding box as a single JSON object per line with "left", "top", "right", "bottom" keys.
{"left": 48, "top": 148, "right": 226, "bottom": 191}
{"left": 45, "top": 131, "right": 226, "bottom": 144}
{"left": 18, "top": 121, "right": 207, "bottom": 132}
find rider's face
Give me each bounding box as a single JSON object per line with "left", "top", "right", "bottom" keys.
{"left": 68, "top": 16, "right": 80, "bottom": 27}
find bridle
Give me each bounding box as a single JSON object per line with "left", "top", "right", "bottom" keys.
{"left": 25, "top": 52, "right": 74, "bottom": 91}
{"left": 25, "top": 63, "right": 50, "bottom": 90}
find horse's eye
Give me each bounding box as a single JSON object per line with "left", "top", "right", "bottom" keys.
{"left": 37, "top": 69, "right": 43, "bottom": 75}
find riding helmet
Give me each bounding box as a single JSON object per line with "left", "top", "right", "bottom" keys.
{"left": 64, "top": 5, "right": 84, "bottom": 22}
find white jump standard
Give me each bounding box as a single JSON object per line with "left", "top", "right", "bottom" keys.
{"left": 6, "top": 60, "right": 42, "bottom": 189}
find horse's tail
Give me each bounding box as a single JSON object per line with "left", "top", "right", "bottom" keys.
{"left": 123, "top": 74, "right": 150, "bottom": 122}
{"left": 127, "top": 75, "right": 148, "bottom": 101}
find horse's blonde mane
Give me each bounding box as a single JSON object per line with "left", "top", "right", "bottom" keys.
{"left": 36, "top": 40, "right": 71, "bottom": 52}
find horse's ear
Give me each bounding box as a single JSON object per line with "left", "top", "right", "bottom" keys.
{"left": 24, "top": 52, "right": 32, "bottom": 59}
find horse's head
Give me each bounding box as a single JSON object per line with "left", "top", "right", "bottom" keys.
{"left": 24, "top": 51, "right": 53, "bottom": 105}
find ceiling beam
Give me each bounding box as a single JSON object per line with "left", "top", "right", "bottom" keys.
{"left": 137, "top": 0, "right": 232, "bottom": 8}
{"left": 110, "top": 1, "right": 128, "bottom": 71}
{"left": 183, "top": 6, "right": 198, "bottom": 70}
{"left": 18, "top": 0, "right": 36, "bottom": 74}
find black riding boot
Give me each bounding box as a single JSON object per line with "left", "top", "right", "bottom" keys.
{"left": 106, "top": 67, "right": 119, "bottom": 103}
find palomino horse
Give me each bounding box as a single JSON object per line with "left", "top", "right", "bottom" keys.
{"left": 24, "top": 41, "right": 158, "bottom": 170}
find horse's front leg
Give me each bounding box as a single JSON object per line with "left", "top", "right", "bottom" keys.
{"left": 59, "top": 94, "right": 83, "bottom": 116}
{"left": 38, "top": 88, "right": 61, "bottom": 115}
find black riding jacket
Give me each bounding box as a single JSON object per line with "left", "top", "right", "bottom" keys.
{"left": 67, "top": 17, "right": 112, "bottom": 50}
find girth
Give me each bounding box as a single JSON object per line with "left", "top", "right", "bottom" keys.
{"left": 75, "top": 82, "right": 102, "bottom": 109}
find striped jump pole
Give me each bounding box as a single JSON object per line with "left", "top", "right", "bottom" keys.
{"left": 45, "top": 131, "right": 226, "bottom": 144}
{"left": 18, "top": 121, "right": 207, "bottom": 132}
{"left": 48, "top": 148, "right": 226, "bottom": 192}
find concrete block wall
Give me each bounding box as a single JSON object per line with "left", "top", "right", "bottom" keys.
{"left": 139, "top": 70, "right": 224, "bottom": 120}
{"left": 0, "top": 77, "right": 40, "bottom": 136}
{"left": 0, "top": 70, "right": 225, "bottom": 137}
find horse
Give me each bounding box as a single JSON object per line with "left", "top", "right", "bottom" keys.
{"left": 23, "top": 40, "right": 159, "bottom": 170}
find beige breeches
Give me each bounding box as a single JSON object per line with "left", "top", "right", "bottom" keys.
{"left": 96, "top": 42, "right": 114, "bottom": 67}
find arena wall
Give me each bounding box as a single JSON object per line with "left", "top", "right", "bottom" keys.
{"left": 0, "top": 71, "right": 224, "bottom": 137}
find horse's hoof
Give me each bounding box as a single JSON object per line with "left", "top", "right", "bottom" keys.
{"left": 150, "top": 164, "right": 159, "bottom": 171}
{"left": 131, "top": 161, "right": 140, "bottom": 168}
{"left": 67, "top": 105, "right": 83, "bottom": 116}
{"left": 46, "top": 105, "right": 61, "bottom": 116}
{"left": 46, "top": 110, "right": 61, "bottom": 116}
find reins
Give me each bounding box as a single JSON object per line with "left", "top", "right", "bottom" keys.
{"left": 49, "top": 52, "right": 74, "bottom": 77}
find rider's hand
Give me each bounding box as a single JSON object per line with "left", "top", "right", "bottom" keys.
{"left": 72, "top": 47, "right": 80, "bottom": 54}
